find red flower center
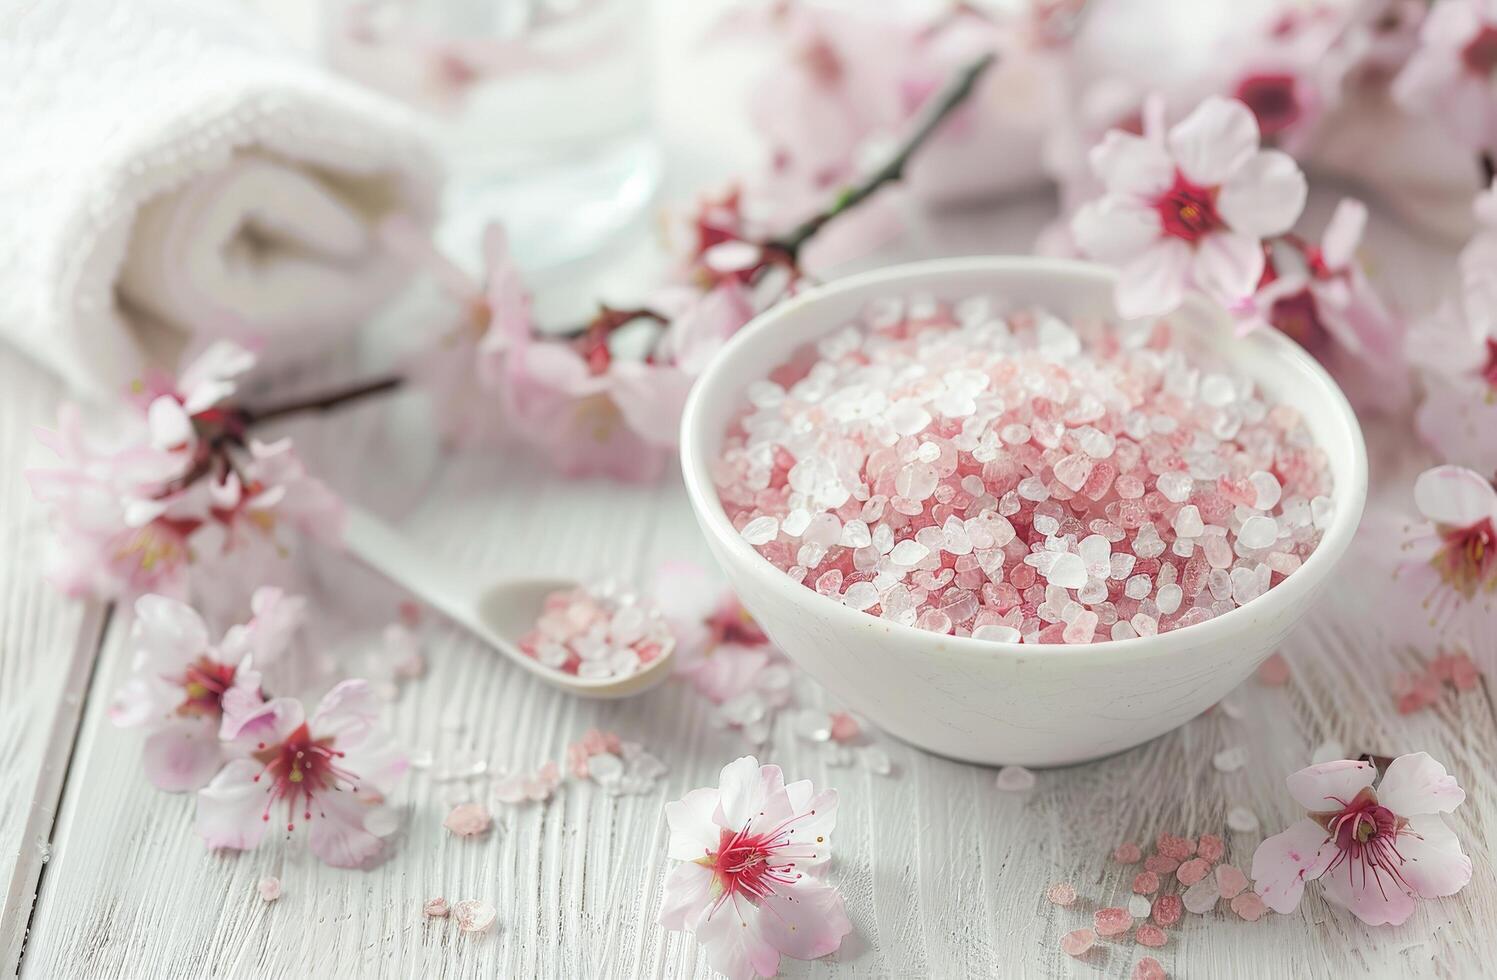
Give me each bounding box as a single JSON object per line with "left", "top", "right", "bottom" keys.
{"left": 1482, "top": 338, "right": 1497, "bottom": 391}
{"left": 252, "top": 723, "right": 355, "bottom": 832}
{"left": 1153, "top": 171, "right": 1225, "bottom": 245}
{"left": 1462, "top": 25, "right": 1497, "bottom": 75}
{"left": 176, "top": 656, "right": 237, "bottom": 717}
{"left": 1315, "top": 787, "right": 1414, "bottom": 893}
{"left": 707, "top": 602, "right": 768, "bottom": 648}
{"left": 1436, "top": 516, "right": 1497, "bottom": 599}
{"left": 1269, "top": 288, "right": 1329, "bottom": 353}
{"left": 1234, "top": 72, "right": 1302, "bottom": 138}
{"left": 704, "top": 811, "right": 818, "bottom": 909}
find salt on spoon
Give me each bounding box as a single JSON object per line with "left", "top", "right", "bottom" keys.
{"left": 342, "top": 506, "right": 674, "bottom": 698}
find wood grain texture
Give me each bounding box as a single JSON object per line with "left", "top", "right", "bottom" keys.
{"left": 0, "top": 344, "right": 98, "bottom": 974}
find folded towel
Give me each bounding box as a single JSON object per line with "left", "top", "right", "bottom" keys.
{"left": 0, "top": 0, "right": 441, "bottom": 393}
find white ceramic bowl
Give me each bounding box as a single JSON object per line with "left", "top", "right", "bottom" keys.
{"left": 680, "top": 257, "right": 1367, "bottom": 766}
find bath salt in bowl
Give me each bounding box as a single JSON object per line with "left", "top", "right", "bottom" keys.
{"left": 679, "top": 258, "right": 1366, "bottom": 766}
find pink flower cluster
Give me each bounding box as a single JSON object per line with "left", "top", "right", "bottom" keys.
{"left": 27, "top": 342, "right": 342, "bottom": 603}
{"left": 715, "top": 296, "right": 1331, "bottom": 643}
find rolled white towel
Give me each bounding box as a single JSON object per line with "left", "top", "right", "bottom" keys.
{"left": 0, "top": 0, "right": 441, "bottom": 393}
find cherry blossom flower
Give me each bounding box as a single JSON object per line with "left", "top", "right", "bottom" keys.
{"left": 1393, "top": 0, "right": 1497, "bottom": 150}
{"left": 197, "top": 679, "right": 407, "bottom": 867}
{"left": 1234, "top": 198, "right": 1408, "bottom": 413}
{"left": 653, "top": 561, "right": 777, "bottom": 703}
{"left": 659, "top": 756, "right": 852, "bottom": 980}
{"left": 1406, "top": 229, "right": 1497, "bottom": 471}
{"left": 108, "top": 592, "right": 295, "bottom": 791}
{"left": 1252, "top": 754, "right": 1471, "bottom": 925}
{"left": 1071, "top": 95, "right": 1308, "bottom": 318}
{"left": 1397, "top": 465, "right": 1497, "bottom": 637}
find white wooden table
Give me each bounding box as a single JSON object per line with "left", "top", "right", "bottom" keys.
{"left": 3, "top": 7, "right": 1495, "bottom": 977}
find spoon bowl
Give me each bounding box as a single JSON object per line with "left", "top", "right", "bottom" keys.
{"left": 343, "top": 506, "right": 675, "bottom": 698}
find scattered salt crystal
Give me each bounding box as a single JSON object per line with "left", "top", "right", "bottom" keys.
{"left": 1175, "top": 858, "right": 1210, "bottom": 885}
{"left": 1144, "top": 854, "right": 1179, "bottom": 875}
{"left": 1132, "top": 871, "right": 1160, "bottom": 894}
{"left": 1213, "top": 746, "right": 1249, "bottom": 773}
{"left": 1094, "top": 907, "right": 1133, "bottom": 937}
{"left": 1257, "top": 652, "right": 1291, "bottom": 686}
{"left": 1226, "top": 806, "right": 1260, "bottom": 833}
{"left": 1196, "top": 834, "right": 1225, "bottom": 863}
{"left": 1182, "top": 875, "right": 1221, "bottom": 914}
{"left": 1311, "top": 739, "right": 1346, "bottom": 764}
{"left": 1061, "top": 928, "right": 1096, "bottom": 957}
{"left": 1156, "top": 834, "right": 1193, "bottom": 860}
{"left": 1230, "top": 891, "right": 1267, "bottom": 921}
{"left": 861, "top": 746, "right": 893, "bottom": 776}
{"left": 1215, "top": 864, "right": 1248, "bottom": 899}
{"left": 995, "top": 765, "right": 1036, "bottom": 792}
{"left": 1047, "top": 882, "right": 1078, "bottom": 906}
{"left": 258, "top": 877, "right": 281, "bottom": 902}
{"left": 443, "top": 802, "right": 493, "bottom": 838}
{"left": 1128, "top": 894, "right": 1153, "bottom": 918}
{"left": 1113, "top": 842, "right": 1142, "bottom": 864}
{"left": 454, "top": 899, "right": 496, "bottom": 933}
{"left": 1135, "top": 924, "right": 1167, "bottom": 948}
{"left": 1133, "top": 955, "right": 1168, "bottom": 980}
{"left": 424, "top": 897, "right": 450, "bottom": 918}
{"left": 1151, "top": 894, "right": 1182, "bottom": 927}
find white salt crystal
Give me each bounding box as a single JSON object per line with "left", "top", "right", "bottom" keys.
{"left": 1157, "top": 471, "right": 1194, "bottom": 503}
{"left": 1227, "top": 806, "right": 1260, "bottom": 833}
{"left": 889, "top": 540, "right": 931, "bottom": 566}
{"left": 1043, "top": 553, "right": 1088, "bottom": 589}
{"left": 1128, "top": 894, "right": 1153, "bottom": 918}
{"left": 1237, "top": 516, "right": 1278, "bottom": 550}
{"left": 1182, "top": 876, "right": 1221, "bottom": 914}
{"left": 973, "top": 624, "right": 1021, "bottom": 643}
{"left": 781, "top": 508, "right": 812, "bottom": 537}
{"left": 1213, "top": 746, "right": 1249, "bottom": 772}
{"left": 1249, "top": 470, "right": 1282, "bottom": 510}
{"left": 995, "top": 765, "right": 1036, "bottom": 792}
{"left": 740, "top": 516, "right": 779, "bottom": 545}
{"left": 887, "top": 399, "right": 933, "bottom": 435}
{"left": 1173, "top": 505, "right": 1205, "bottom": 538}
{"left": 1156, "top": 584, "right": 1183, "bottom": 615}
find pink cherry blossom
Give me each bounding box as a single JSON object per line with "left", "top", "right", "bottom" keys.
{"left": 1251, "top": 753, "right": 1470, "bottom": 925}
{"left": 1407, "top": 228, "right": 1497, "bottom": 471}
{"left": 1394, "top": 0, "right": 1497, "bottom": 150}
{"left": 108, "top": 592, "right": 293, "bottom": 791}
{"left": 1397, "top": 465, "right": 1497, "bottom": 642}
{"left": 1234, "top": 198, "right": 1409, "bottom": 413}
{"left": 652, "top": 561, "right": 778, "bottom": 704}
{"left": 196, "top": 679, "right": 407, "bottom": 867}
{"left": 659, "top": 756, "right": 852, "bottom": 980}
{"left": 1071, "top": 95, "right": 1308, "bottom": 318}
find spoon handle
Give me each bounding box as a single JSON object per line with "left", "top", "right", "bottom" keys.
{"left": 342, "top": 505, "right": 485, "bottom": 634}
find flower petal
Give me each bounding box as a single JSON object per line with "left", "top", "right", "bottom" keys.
{"left": 1251, "top": 818, "right": 1337, "bottom": 913}
{"left": 1320, "top": 198, "right": 1368, "bottom": 270}
{"left": 667, "top": 786, "right": 724, "bottom": 861}
{"left": 310, "top": 679, "right": 381, "bottom": 746}
{"left": 757, "top": 877, "right": 853, "bottom": 961}
{"left": 1397, "top": 814, "right": 1473, "bottom": 898}
{"left": 1168, "top": 96, "right": 1260, "bottom": 187}
{"left": 1192, "top": 231, "right": 1265, "bottom": 305}
{"left": 1071, "top": 197, "right": 1161, "bottom": 263}
{"left": 1216, "top": 150, "right": 1307, "bottom": 237}
{"left": 695, "top": 894, "right": 780, "bottom": 980}
{"left": 1285, "top": 759, "right": 1377, "bottom": 812}
{"left": 1089, "top": 130, "right": 1174, "bottom": 196}
{"left": 718, "top": 756, "right": 783, "bottom": 830}
{"left": 1413, "top": 465, "right": 1497, "bottom": 527}
{"left": 131, "top": 593, "right": 210, "bottom": 671}
{"left": 307, "top": 790, "right": 387, "bottom": 868}
{"left": 1114, "top": 239, "right": 1191, "bottom": 319}
{"left": 1376, "top": 752, "right": 1466, "bottom": 816}
{"left": 1318, "top": 856, "right": 1417, "bottom": 926}
{"left": 658, "top": 861, "right": 716, "bottom": 931}
{"left": 196, "top": 758, "right": 272, "bottom": 852}
{"left": 142, "top": 720, "right": 225, "bottom": 792}
{"left": 147, "top": 396, "right": 194, "bottom": 452}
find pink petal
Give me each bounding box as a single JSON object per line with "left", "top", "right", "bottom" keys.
{"left": 1419, "top": 1, "right": 1483, "bottom": 49}
{"left": 1318, "top": 856, "right": 1417, "bottom": 926}
{"left": 1115, "top": 239, "right": 1191, "bottom": 319}
{"left": 694, "top": 895, "right": 781, "bottom": 980}
{"left": 1071, "top": 197, "right": 1161, "bottom": 263}
{"left": 1251, "top": 817, "right": 1336, "bottom": 914}
{"left": 658, "top": 861, "right": 715, "bottom": 931}
{"left": 1089, "top": 130, "right": 1174, "bottom": 196}
{"left": 1192, "top": 231, "right": 1265, "bottom": 306}
{"left": 1413, "top": 465, "right": 1497, "bottom": 527}
{"left": 310, "top": 679, "right": 381, "bottom": 745}
{"left": 131, "top": 594, "right": 210, "bottom": 669}
{"left": 609, "top": 364, "right": 695, "bottom": 448}
{"left": 1168, "top": 96, "right": 1260, "bottom": 187}
{"left": 142, "top": 721, "right": 225, "bottom": 792}
{"left": 147, "top": 397, "right": 193, "bottom": 452}
{"left": 1216, "top": 150, "right": 1307, "bottom": 238}
{"left": 177, "top": 340, "right": 255, "bottom": 414}
{"left": 1321, "top": 198, "right": 1368, "bottom": 270}
{"left": 222, "top": 694, "right": 304, "bottom": 746}
{"left": 1285, "top": 759, "right": 1377, "bottom": 811}
{"left": 778, "top": 785, "right": 838, "bottom": 872}
{"left": 1376, "top": 752, "right": 1466, "bottom": 816}
{"left": 757, "top": 877, "right": 853, "bottom": 960}
{"left": 307, "top": 790, "right": 386, "bottom": 868}
{"left": 196, "top": 758, "right": 272, "bottom": 852}
{"left": 665, "top": 786, "right": 724, "bottom": 862}
{"left": 717, "top": 756, "right": 781, "bottom": 830}
{"left": 1397, "top": 814, "right": 1473, "bottom": 898}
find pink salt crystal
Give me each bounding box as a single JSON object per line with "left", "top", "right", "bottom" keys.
{"left": 1230, "top": 891, "right": 1267, "bottom": 921}
{"left": 1133, "top": 956, "right": 1168, "bottom": 980}
{"left": 1151, "top": 894, "right": 1182, "bottom": 927}
{"left": 1135, "top": 924, "right": 1167, "bottom": 949}
{"left": 1256, "top": 652, "right": 1290, "bottom": 686}
{"left": 443, "top": 802, "right": 493, "bottom": 838}
{"left": 1175, "top": 858, "right": 1210, "bottom": 885}
{"left": 828, "top": 711, "right": 861, "bottom": 743}
{"left": 1132, "top": 871, "right": 1161, "bottom": 895}
{"left": 1144, "top": 854, "right": 1179, "bottom": 875}
{"left": 1215, "top": 864, "right": 1249, "bottom": 899}
{"left": 1094, "top": 907, "right": 1133, "bottom": 937}
{"left": 1182, "top": 876, "right": 1221, "bottom": 914}
{"left": 1047, "top": 882, "right": 1078, "bottom": 907}
{"left": 454, "top": 899, "right": 497, "bottom": 933}
{"left": 424, "top": 897, "right": 450, "bottom": 918}
{"left": 1155, "top": 834, "right": 1194, "bottom": 860}
{"left": 257, "top": 876, "right": 281, "bottom": 902}
{"left": 1113, "top": 842, "right": 1142, "bottom": 864}
{"left": 1196, "top": 834, "right": 1225, "bottom": 864}
{"left": 1061, "top": 928, "right": 1096, "bottom": 957}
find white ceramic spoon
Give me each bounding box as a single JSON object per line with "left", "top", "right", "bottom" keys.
{"left": 343, "top": 506, "right": 674, "bottom": 699}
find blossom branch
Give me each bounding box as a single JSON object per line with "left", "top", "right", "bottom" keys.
{"left": 240, "top": 375, "right": 406, "bottom": 428}
{"left": 763, "top": 52, "right": 998, "bottom": 266}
